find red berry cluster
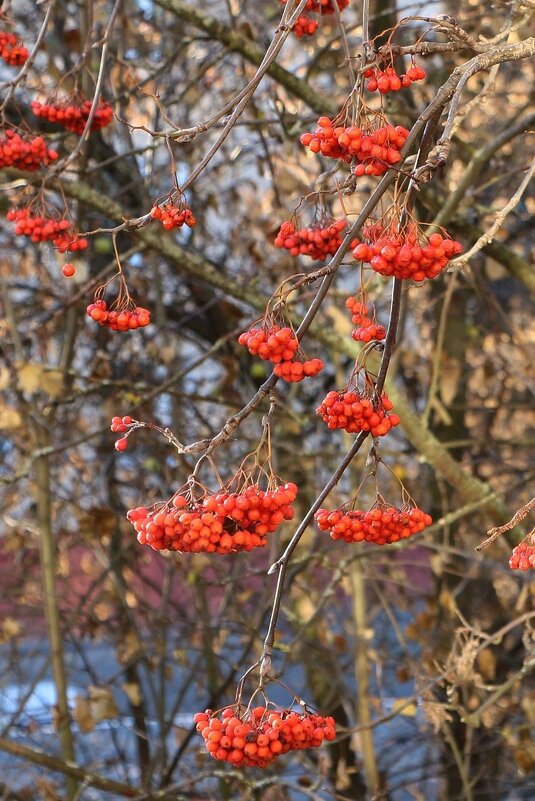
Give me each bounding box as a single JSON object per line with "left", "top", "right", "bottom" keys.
{"left": 352, "top": 225, "right": 463, "bottom": 281}
{"left": 300, "top": 117, "right": 409, "bottom": 177}
{"left": 0, "top": 130, "right": 58, "bottom": 171}
{"left": 509, "top": 542, "right": 535, "bottom": 571}
{"left": 281, "top": 0, "right": 349, "bottom": 36}
{"left": 0, "top": 30, "right": 29, "bottom": 66}
{"left": 316, "top": 389, "right": 400, "bottom": 436}
{"left": 238, "top": 325, "right": 323, "bottom": 383}
{"left": 127, "top": 482, "right": 298, "bottom": 554}
{"left": 273, "top": 358, "right": 323, "bottom": 382}
{"left": 315, "top": 504, "right": 432, "bottom": 544}
{"left": 150, "top": 202, "right": 196, "bottom": 230}
{"left": 364, "top": 64, "right": 426, "bottom": 93}
{"left": 239, "top": 325, "right": 298, "bottom": 363}
{"left": 345, "top": 296, "right": 386, "bottom": 342}
{"left": 86, "top": 300, "right": 151, "bottom": 332}
{"left": 7, "top": 208, "right": 88, "bottom": 252}
{"left": 292, "top": 15, "right": 318, "bottom": 37}
{"left": 31, "top": 99, "right": 113, "bottom": 135}
{"left": 194, "top": 705, "right": 336, "bottom": 767}
{"left": 110, "top": 416, "right": 135, "bottom": 451}
{"left": 274, "top": 218, "right": 347, "bottom": 260}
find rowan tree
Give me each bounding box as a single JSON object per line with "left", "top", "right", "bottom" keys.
{"left": 0, "top": 1, "right": 534, "bottom": 800}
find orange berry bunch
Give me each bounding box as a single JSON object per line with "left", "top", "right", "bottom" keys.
{"left": 509, "top": 542, "right": 535, "bottom": 571}
{"left": 150, "top": 202, "right": 196, "bottom": 230}
{"left": 345, "top": 296, "right": 386, "bottom": 343}
{"left": 238, "top": 324, "right": 324, "bottom": 383}
{"left": 281, "top": 0, "right": 349, "bottom": 37}
{"left": 300, "top": 116, "right": 410, "bottom": 177}
{"left": 352, "top": 225, "right": 463, "bottom": 281}
{"left": 316, "top": 388, "right": 400, "bottom": 436}
{"left": 274, "top": 218, "right": 348, "bottom": 260}
{"left": 0, "top": 30, "right": 29, "bottom": 66}
{"left": 0, "top": 130, "right": 58, "bottom": 171}
{"left": 315, "top": 504, "right": 432, "bottom": 544}
{"left": 239, "top": 325, "right": 298, "bottom": 363}
{"left": 194, "top": 705, "right": 336, "bottom": 767}
{"left": 273, "top": 358, "right": 323, "bottom": 382}
{"left": 7, "top": 208, "right": 88, "bottom": 252}
{"left": 127, "top": 481, "right": 298, "bottom": 554}
{"left": 31, "top": 99, "right": 113, "bottom": 135}
{"left": 86, "top": 299, "right": 151, "bottom": 332}
{"left": 364, "top": 64, "right": 426, "bottom": 93}
{"left": 291, "top": 15, "right": 318, "bottom": 37}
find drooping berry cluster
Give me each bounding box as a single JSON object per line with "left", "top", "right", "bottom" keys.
{"left": 274, "top": 218, "right": 348, "bottom": 260}
{"left": 86, "top": 300, "right": 151, "bottom": 332}
{"left": 315, "top": 504, "right": 432, "bottom": 544}
{"left": 127, "top": 482, "right": 298, "bottom": 554}
{"left": 292, "top": 15, "right": 318, "bottom": 37}
{"left": 0, "top": 30, "right": 29, "bottom": 66}
{"left": 300, "top": 116, "right": 410, "bottom": 176}
{"left": 0, "top": 130, "right": 58, "bottom": 171}
{"left": 509, "top": 542, "right": 535, "bottom": 571}
{"left": 316, "top": 388, "right": 399, "bottom": 436}
{"left": 150, "top": 202, "right": 196, "bottom": 230}
{"left": 352, "top": 225, "right": 463, "bottom": 281}
{"left": 7, "top": 208, "right": 88, "bottom": 252}
{"left": 364, "top": 64, "right": 426, "bottom": 93}
{"left": 194, "top": 705, "right": 336, "bottom": 767}
{"left": 110, "top": 415, "right": 135, "bottom": 450}
{"left": 281, "top": 0, "right": 349, "bottom": 38}
{"left": 345, "top": 296, "right": 386, "bottom": 342}
{"left": 238, "top": 324, "right": 323, "bottom": 383}
{"left": 31, "top": 99, "right": 113, "bottom": 135}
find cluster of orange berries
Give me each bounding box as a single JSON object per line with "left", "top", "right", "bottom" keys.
{"left": 86, "top": 300, "right": 151, "bottom": 332}
{"left": 238, "top": 325, "right": 323, "bottom": 383}
{"left": 194, "top": 705, "right": 336, "bottom": 767}
{"left": 353, "top": 224, "right": 463, "bottom": 281}
{"left": 315, "top": 504, "right": 432, "bottom": 544}
{"left": 281, "top": 0, "right": 349, "bottom": 38}
{"left": 317, "top": 389, "right": 400, "bottom": 436}
{"left": 300, "top": 116, "right": 410, "bottom": 176}
{"left": 7, "top": 208, "right": 88, "bottom": 252}
{"left": 31, "top": 99, "right": 113, "bottom": 135}
{"left": 509, "top": 542, "right": 535, "bottom": 571}
{"left": 0, "top": 130, "right": 58, "bottom": 171}
{"left": 0, "top": 30, "right": 29, "bottom": 66}
{"left": 345, "top": 296, "right": 386, "bottom": 343}
{"left": 127, "top": 482, "right": 298, "bottom": 554}
{"left": 150, "top": 202, "right": 196, "bottom": 230}
{"left": 364, "top": 64, "right": 426, "bottom": 93}
{"left": 274, "top": 218, "right": 348, "bottom": 260}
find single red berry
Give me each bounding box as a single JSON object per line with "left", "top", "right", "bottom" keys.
{"left": 115, "top": 437, "right": 128, "bottom": 452}
{"left": 62, "top": 262, "right": 75, "bottom": 277}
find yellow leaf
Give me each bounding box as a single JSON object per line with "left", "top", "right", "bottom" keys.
{"left": 122, "top": 682, "right": 141, "bottom": 706}
{"left": 73, "top": 695, "right": 95, "bottom": 733}
{"left": 0, "top": 366, "right": 11, "bottom": 390}
{"left": 1, "top": 617, "right": 21, "bottom": 641}
{"left": 0, "top": 405, "right": 22, "bottom": 429}
{"left": 89, "top": 686, "right": 119, "bottom": 721}
{"left": 16, "top": 363, "right": 64, "bottom": 397}
{"left": 392, "top": 698, "right": 418, "bottom": 717}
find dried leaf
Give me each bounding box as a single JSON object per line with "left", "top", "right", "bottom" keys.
{"left": 0, "top": 405, "right": 22, "bottom": 429}
{"left": 73, "top": 695, "right": 95, "bottom": 733}
{"left": 439, "top": 356, "right": 462, "bottom": 406}
{"left": 422, "top": 700, "right": 453, "bottom": 733}
{"left": 89, "top": 686, "right": 119, "bottom": 721}
{"left": 477, "top": 648, "right": 497, "bottom": 681}
{"left": 392, "top": 698, "right": 418, "bottom": 717}
{"left": 16, "top": 363, "right": 64, "bottom": 398}
{"left": 1, "top": 617, "right": 21, "bottom": 641}
{"left": 122, "top": 682, "right": 141, "bottom": 706}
